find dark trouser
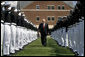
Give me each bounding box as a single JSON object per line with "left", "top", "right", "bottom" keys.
{"left": 41, "top": 35, "right": 47, "bottom": 46}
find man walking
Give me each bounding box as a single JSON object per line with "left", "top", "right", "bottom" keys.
{"left": 38, "top": 19, "right": 49, "bottom": 46}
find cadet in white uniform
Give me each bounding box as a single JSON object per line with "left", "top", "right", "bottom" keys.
{"left": 10, "top": 7, "right": 17, "bottom": 53}
{"left": 3, "top": 3, "right": 11, "bottom": 55}
{"left": 15, "top": 10, "right": 20, "bottom": 51}
{"left": 1, "top": 3, "right": 5, "bottom": 56}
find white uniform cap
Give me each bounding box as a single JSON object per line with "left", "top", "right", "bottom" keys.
{"left": 14, "top": 9, "right": 18, "bottom": 12}
{"left": 23, "top": 14, "right": 25, "bottom": 16}
{"left": 1, "top": 2, "right": 5, "bottom": 5}
{"left": 18, "top": 13, "right": 21, "bottom": 16}
{"left": 8, "top": 7, "right": 11, "bottom": 10}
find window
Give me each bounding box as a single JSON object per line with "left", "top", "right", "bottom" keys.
{"left": 47, "top": 5, "right": 54, "bottom": 10}
{"left": 52, "top": 6, "right": 54, "bottom": 9}
{"left": 36, "top": 16, "right": 40, "bottom": 21}
{"left": 47, "top": 17, "right": 50, "bottom": 21}
{"left": 36, "top": 5, "right": 40, "bottom": 9}
{"left": 48, "top": 6, "right": 50, "bottom": 9}
{"left": 62, "top": 5, "right": 64, "bottom": 10}
{"left": 52, "top": 17, "right": 55, "bottom": 21}
{"left": 57, "top": 5, "right": 61, "bottom": 10}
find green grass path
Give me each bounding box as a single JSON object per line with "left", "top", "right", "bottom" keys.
{"left": 11, "top": 36, "right": 75, "bottom": 56}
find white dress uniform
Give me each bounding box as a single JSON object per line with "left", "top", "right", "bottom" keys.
{"left": 68, "top": 27, "right": 71, "bottom": 48}
{"left": 59, "top": 29, "right": 62, "bottom": 45}
{"left": 72, "top": 24, "right": 76, "bottom": 52}
{"left": 33, "top": 31, "right": 36, "bottom": 41}
{"left": 23, "top": 28, "right": 26, "bottom": 46}
{"left": 32, "top": 30, "right": 34, "bottom": 41}
{"left": 82, "top": 20, "right": 84, "bottom": 56}
{"left": 19, "top": 26, "right": 23, "bottom": 49}
{"left": 68, "top": 26, "right": 73, "bottom": 48}
{"left": 21, "top": 27, "right": 24, "bottom": 47}
{"left": 61, "top": 27, "right": 65, "bottom": 46}
{"left": 57, "top": 29, "right": 61, "bottom": 45}
{"left": 3, "top": 22, "right": 11, "bottom": 55}
{"left": 10, "top": 23, "right": 16, "bottom": 53}
{"left": 78, "top": 20, "right": 84, "bottom": 56}
{"left": 27, "top": 29, "right": 31, "bottom": 43}
{"left": 64, "top": 28, "right": 67, "bottom": 47}
{"left": 18, "top": 26, "right": 21, "bottom": 49}
{"left": 59, "top": 28, "right": 62, "bottom": 45}
{"left": 77, "top": 22, "right": 81, "bottom": 53}
{"left": 15, "top": 26, "right": 20, "bottom": 50}
{"left": 34, "top": 31, "right": 37, "bottom": 40}
{"left": 74, "top": 23, "right": 79, "bottom": 52}
{"left": 25, "top": 28, "right": 28, "bottom": 45}
{"left": 22, "top": 27, "right": 26, "bottom": 46}
{"left": 54, "top": 30, "right": 57, "bottom": 43}
{"left": 76, "top": 22, "right": 81, "bottom": 55}
{"left": 29, "top": 30, "right": 32, "bottom": 42}
{"left": 50, "top": 18, "right": 84, "bottom": 56}
{"left": 70, "top": 25, "right": 75, "bottom": 50}
{"left": 53, "top": 31, "right": 56, "bottom": 40}
{"left": 63, "top": 28, "right": 66, "bottom": 46}
{"left": 81, "top": 20, "right": 84, "bottom": 56}
{"left": 1, "top": 20, "right": 4, "bottom": 56}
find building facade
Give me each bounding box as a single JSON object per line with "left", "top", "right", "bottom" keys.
{"left": 21, "top": 1, "right": 73, "bottom": 28}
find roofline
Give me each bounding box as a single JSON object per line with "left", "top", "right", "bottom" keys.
{"left": 19, "top": 1, "right": 74, "bottom": 9}
{"left": 63, "top": 1, "right": 74, "bottom": 9}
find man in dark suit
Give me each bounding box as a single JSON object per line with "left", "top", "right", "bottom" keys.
{"left": 38, "top": 19, "right": 49, "bottom": 46}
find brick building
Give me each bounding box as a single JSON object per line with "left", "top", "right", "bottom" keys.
{"left": 20, "top": 1, "right": 73, "bottom": 28}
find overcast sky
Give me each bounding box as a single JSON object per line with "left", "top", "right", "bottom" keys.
{"left": 73, "top": 1, "right": 77, "bottom": 6}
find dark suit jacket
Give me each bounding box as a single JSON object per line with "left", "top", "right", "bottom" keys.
{"left": 38, "top": 23, "right": 49, "bottom": 36}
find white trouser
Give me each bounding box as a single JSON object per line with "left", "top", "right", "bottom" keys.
{"left": 21, "top": 27, "right": 24, "bottom": 48}
{"left": 61, "top": 28, "right": 65, "bottom": 46}
{"left": 15, "top": 26, "right": 20, "bottom": 50}
{"left": 3, "top": 24, "right": 11, "bottom": 55}
{"left": 25, "top": 29, "right": 28, "bottom": 44}
{"left": 65, "top": 32, "right": 69, "bottom": 47}
{"left": 78, "top": 21, "right": 84, "bottom": 56}
{"left": 22, "top": 27, "right": 25, "bottom": 46}
{"left": 19, "top": 27, "right": 23, "bottom": 49}
{"left": 30, "top": 30, "right": 33, "bottom": 42}
{"left": 27, "top": 30, "right": 31, "bottom": 43}
{"left": 24, "top": 29, "right": 27, "bottom": 45}
{"left": 70, "top": 26, "right": 75, "bottom": 49}
{"left": 1, "top": 23, "right": 4, "bottom": 56}
{"left": 28, "top": 30, "right": 31, "bottom": 42}
{"left": 10, "top": 24, "right": 16, "bottom": 53}
{"left": 68, "top": 27, "right": 73, "bottom": 48}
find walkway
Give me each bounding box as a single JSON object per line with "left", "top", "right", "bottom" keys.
{"left": 11, "top": 36, "right": 75, "bottom": 56}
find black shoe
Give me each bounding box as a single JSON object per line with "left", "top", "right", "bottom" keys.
{"left": 3, "top": 55, "right": 10, "bottom": 56}
{"left": 43, "top": 44, "right": 46, "bottom": 47}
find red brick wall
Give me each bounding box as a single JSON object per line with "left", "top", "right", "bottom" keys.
{"left": 21, "top": 1, "right": 72, "bottom": 25}
{"left": 24, "top": 11, "right": 70, "bottom": 25}
{"left": 23, "top": 1, "right": 72, "bottom": 10}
